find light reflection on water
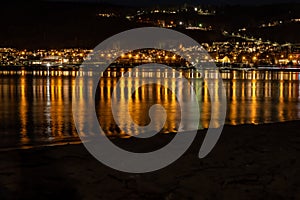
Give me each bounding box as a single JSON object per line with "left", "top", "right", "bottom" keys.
{"left": 0, "top": 69, "right": 300, "bottom": 148}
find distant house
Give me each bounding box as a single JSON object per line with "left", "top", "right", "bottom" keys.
{"left": 221, "top": 56, "right": 231, "bottom": 63}
{"left": 217, "top": 56, "right": 231, "bottom": 64}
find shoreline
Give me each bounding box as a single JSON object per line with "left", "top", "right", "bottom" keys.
{"left": 0, "top": 121, "right": 299, "bottom": 199}
{"left": 0, "top": 120, "right": 298, "bottom": 152}
{"left": 1, "top": 65, "right": 300, "bottom": 72}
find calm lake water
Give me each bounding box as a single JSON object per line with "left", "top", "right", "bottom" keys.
{"left": 1, "top": 69, "right": 300, "bottom": 149}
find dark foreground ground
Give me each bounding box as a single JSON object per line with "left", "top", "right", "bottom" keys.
{"left": 0, "top": 121, "right": 299, "bottom": 200}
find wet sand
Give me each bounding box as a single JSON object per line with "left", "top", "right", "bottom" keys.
{"left": 0, "top": 121, "right": 299, "bottom": 200}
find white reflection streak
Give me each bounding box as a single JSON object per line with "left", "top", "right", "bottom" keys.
{"left": 45, "top": 73, "right": 52, "bottom": 138}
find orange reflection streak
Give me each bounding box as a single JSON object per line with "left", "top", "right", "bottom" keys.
{"left": 211, "top": 79, "right": 221, "bottom": 128}
{"left": 251, "top": 80, "right": 258, "bottom": 124}
{"left": 50, "top": 77, "right": 63, "bottom": 137}
{"left": 201, "top": 80, "right": 210, "bottom": 128}
{"left": 277, "top": 80, "right": 285, "bottom": 122}
{"left": 230, "top": 80, "right": 237, "bottom": 125}
{"left": 279, "top": 81, "right": 284, "bottom": 101}
{"left": 19, "top": 76, "right": 29, "bottom": 144}
{"left": 289, "top": 82, "right": 292, "bottom": 99}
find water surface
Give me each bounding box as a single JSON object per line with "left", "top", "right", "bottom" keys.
{"left": 1, "top": 69, "right": 300, "bottom": 149}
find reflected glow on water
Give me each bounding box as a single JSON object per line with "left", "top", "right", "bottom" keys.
{"left": 0, "top": 69, "right": 300, "bottom": 148}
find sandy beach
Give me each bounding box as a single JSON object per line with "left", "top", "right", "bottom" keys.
{"left": 0, "top": 121, "right": 299, "bottom": 200}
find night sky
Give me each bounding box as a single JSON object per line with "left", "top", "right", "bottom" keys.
{"left": 48, "top": 0, "right": 300, "bottom": 6}
{"left": 1, "top": 0, "right": 299, "bottom": 48}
